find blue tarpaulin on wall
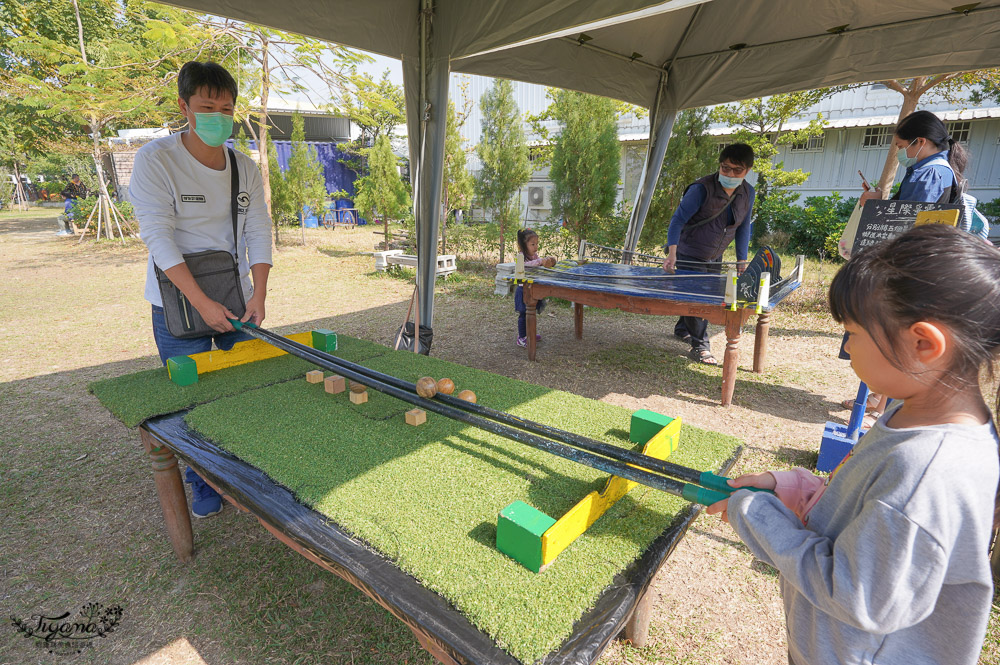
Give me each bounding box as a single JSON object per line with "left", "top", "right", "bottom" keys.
{"left": 230, "top": 139, "right": 363, "bottom": 228}
{"left": 234, "top": 140, "right": 357, "bottom": 199}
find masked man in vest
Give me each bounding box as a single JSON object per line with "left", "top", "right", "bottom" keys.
{"left": 662, "top": 144, "right": 755, "bottom": 365}
{"left": 130, "top": 61, "right": 273, "bottom": 518}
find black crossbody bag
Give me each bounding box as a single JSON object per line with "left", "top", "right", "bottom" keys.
{"left": 154, "top": 148, "right": 246, "bottom": 339}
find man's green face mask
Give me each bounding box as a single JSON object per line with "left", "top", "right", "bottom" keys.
{"left": 193, "top": 112, "right": 234, "bottom": 147}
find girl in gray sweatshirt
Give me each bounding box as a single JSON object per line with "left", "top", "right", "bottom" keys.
{"left": 709, "top": 225, "right": 1000, "bottom": 665}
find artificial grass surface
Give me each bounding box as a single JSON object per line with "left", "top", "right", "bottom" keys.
{"left": 177, "top": 343, "right": 741, "bottom": 664}
{"left": 89, "top": 335, "right": 389, "bottom": 427}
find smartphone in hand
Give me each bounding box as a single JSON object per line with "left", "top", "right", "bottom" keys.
{"left": 858, "top": 170, "right": 871, "bottom": 192}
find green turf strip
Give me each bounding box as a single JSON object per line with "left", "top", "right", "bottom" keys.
{"left": 88, "top": 336, "right": 389, "bottom": 427}
{"left": 183, "top": 345, "right": 740, "bottom": 663}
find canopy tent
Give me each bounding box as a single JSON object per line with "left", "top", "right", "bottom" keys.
{"left": 161, "top": 0, "right": 1000, "bottom": 333}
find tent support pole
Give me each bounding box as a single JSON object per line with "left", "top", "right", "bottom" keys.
{"left": 622, "top": 73, "right": 676, "bottom": 264}
{"left": 403, "top": 0, "right": 450, "bottom": 330}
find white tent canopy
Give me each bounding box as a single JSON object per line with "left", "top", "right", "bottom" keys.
{"left": 162, "top": 0, "right": 1000, "bottom": 330}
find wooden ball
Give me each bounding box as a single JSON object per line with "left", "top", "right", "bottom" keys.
{"left": 457, "top": 389, "right": 477, "bottom": 404}
{"left": 415, "top": 376, "right": 437, "bottom": 399}
{"left": 350, "top": 381, "right": 367, "bottom": 394}
{"left": 436, "top": 378, "right": 455, "bottom": 395}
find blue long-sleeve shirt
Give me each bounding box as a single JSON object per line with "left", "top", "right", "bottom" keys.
{"left": 898, "top": 150, "right": 954, "bottom": 202}
{"left": 665, "top": 182, "right": 754, "bottom": 261}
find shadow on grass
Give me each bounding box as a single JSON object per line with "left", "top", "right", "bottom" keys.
{"left": 764, "top": 326, "right": 842, "bottom": 340}
{"left": 581, "top": 341, "right": 835, "bottom": 423}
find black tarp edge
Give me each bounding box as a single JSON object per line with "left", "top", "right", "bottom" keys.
{"left": 143, "top": 411, "right": 741, "bottom": 665}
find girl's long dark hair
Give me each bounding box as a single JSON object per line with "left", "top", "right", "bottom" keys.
{"left": 829, "top": 225, "right": 1000, "bottom": 531}
{"left": 517, "top": 228, "right": 538, "bottom": 257}
{"left": 895, "top": 110, "right": 968, "bottom": 179}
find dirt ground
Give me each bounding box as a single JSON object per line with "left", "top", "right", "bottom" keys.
{"left": 2, "top": 210, "right": 997, "bottom": 665}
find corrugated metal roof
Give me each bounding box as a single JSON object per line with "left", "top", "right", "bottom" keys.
{"left": 707, "top": 107, "right": 1000, "bottom": 136}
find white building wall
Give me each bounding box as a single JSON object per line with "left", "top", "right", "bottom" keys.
{"left": 450, "top": 76, "right": 1000, "bottom": 218}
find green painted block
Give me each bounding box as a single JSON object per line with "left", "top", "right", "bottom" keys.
{"left": 630, "top": 409, "right": 674, "bottom": 444}
{"left": 311, "top": 329, "right": 338, "bottom": 352}
{"left": 166, "top": 355, "right": 198, "bottom": 386}
{"left": 497, "top": 500, "right": 556, "bottom": 573}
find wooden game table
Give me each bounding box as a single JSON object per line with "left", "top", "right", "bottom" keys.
{"left": 521, "top": 257, "right": 803, "bottom": 406}
{"left": 139, "top": 411, "right": 740, "bottom": 665}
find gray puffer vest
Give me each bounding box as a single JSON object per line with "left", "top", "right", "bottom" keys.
{"left": 678, "top": 173, "right": 752, "bottom": 261}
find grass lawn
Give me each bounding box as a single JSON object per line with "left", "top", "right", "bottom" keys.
{"left": 3, "top": 208, "right": 998, "bottom": 665}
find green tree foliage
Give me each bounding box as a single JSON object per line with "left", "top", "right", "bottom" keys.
{"left": 204, "top": 19, "right": 365, "bottom": 251}
{"left": 711, "top": 90, "right": 835, "bottom": 243}
{"left": 475, "top": 79, "right": 531, "bottom": 263}
{"left": 337, "top": 70, "right": 405, "bottom": 177}
{"left": 282, "top": 112, "right": 328, "bottom": 241}
{"left": 548, "top": 90, "right": 620, "bottom": 244}
{"left": 441, "top": 97, "right": 474, "bottom": 252}
{"left": 354, "top": 134, "right": 410, "bottom": 247}
{"left": 640, "top": 108, "right": 719, "bottom": 251}
{"left": 3, "top": 0, "right": 213, "bottom": 236}
{"left": 872, "top": 72, "right": 1000, "bottom": 194}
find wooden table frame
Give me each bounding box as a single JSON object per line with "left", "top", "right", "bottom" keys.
{"left": 138, "top": 413, "right": 736, "bottom": 664}
{"left": 523, "top": 283, "right": 769, "bottom": 407}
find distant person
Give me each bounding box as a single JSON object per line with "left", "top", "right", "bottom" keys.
{"left": 844, "top": 110, "right": 972, "bottom": 427}
{"left": 57, "top": 174, "right": 88, "bottom": 236}
{"left": 130, "top": 60, "right": 273, "bottom": 518}
{"left": 709, "top": 225, "right": 1000, "bottom": 665}
{"left": 661, "top": 143, "right": 756, "bottom": 365}
{"left": 513, "top": 228, "right": 556, "bottom": 348}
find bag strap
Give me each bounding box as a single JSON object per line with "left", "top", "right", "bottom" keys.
{"left": 228, "top": 147, "right": 239, "bottom": 257}
{"left": 687, "top": 187, "right": 738, "bottom": 230}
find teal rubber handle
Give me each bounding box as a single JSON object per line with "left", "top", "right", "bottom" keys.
{"left": 681, "top": 484, "right": 729, "bottom": 506}
{"left": 698, "top": 472, "right": 775, "bottom": 496}
{"left": 227, "top": 318, "right": 258, "bottom": 330}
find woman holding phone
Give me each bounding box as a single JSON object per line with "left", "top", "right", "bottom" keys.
{"left": 842, "top": 110, "right": 971, "bottom": 425}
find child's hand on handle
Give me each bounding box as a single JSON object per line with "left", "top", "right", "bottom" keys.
{"left": 705, "top": 472, "right": 777, "bottom": 524}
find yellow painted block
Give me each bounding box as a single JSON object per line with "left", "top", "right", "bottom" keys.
{"left": 188, "top": 332, "right": 313, "bottom": 375}
{"left": 540, "top": 418, "right": 681, "bottom": 567}
{"left": 914, "top": 208, "right": 960, "bottom": 227}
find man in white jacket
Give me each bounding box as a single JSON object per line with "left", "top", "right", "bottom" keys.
{"left": 130, "top": 61, "right": 273, "bottom": 518}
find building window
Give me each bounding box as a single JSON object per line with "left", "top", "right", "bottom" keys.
{"left": 790, "top": 134, "right": 825, "bottom": 152}
{"left": 946, "top": 120, "right": 971, "bottom": 146}
{"left": 862, "top": 126, "right": 893, "bottom": 149}
{"left": 717, "top": 142, "right": 730, "bottom": 156}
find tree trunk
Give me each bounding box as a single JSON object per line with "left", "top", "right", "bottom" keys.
{"left": 92, "top": 130, "right": 117, "bottom": 239}
{"left": 499, "top": 211, "right": 505, "bottom": 264}
{"left": 440, "top": 194, "right": 448, "bottom": 253}
{"left": 876, "top": 80, "right": 922, "bottom": 196}
{"left": 12, "top": 161, "right": 28, "bottom": 212}
{"left": 383, "top": 214, "right": 390, "bottom": 250}
{"left": 257, "top": 33, "right": 277, "bottom": 252}
{"left": 71, "top": 0, "right": 87, "bottom": 63}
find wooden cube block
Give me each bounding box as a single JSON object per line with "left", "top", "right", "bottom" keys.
{"left": 349, "top": 390, "right": 368, "bottom": 404}
{"left": 306, "top": 370, "right": 324, "bottom": 383}
{"left": 324, "top": 375, "right": 346, "bottom": 394}
{"left": 405, "top": 409, "right": 426, "bottom": 426}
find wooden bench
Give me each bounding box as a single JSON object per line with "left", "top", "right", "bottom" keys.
{"left": 374, "top": 250, "right": 457, "bottom": 277}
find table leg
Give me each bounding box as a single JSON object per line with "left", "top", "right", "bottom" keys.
{"left": 526, "top": 285, "right": 538, "bottom": 361}
{"left": 140, "top": 428, "right": 193, "bottom": 562}
{"left": 624, "top": 587, "right": 655, "bottom": 647}
{"left": 574, "top": 302, "right": 583, "bottom": 339}
{"left": 721, "top": 311, "right": 742, "bottom": 407}
{"left": 753, "top": 310, "right": 770, "bottom": 373}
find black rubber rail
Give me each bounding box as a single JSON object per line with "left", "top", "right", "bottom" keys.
{"left": 234, "top": 323, "right": 729, "bottom": 506}
{"left": 244, "top": 323, "right": 720, "bottom": 487}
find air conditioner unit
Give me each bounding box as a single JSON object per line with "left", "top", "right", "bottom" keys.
{"left": 528, "top": 186, "right": 548, "bottom": 209}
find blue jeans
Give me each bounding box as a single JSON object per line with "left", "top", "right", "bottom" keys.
{"left": 151, "top": 305, "right": 250, "bottom": 366}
